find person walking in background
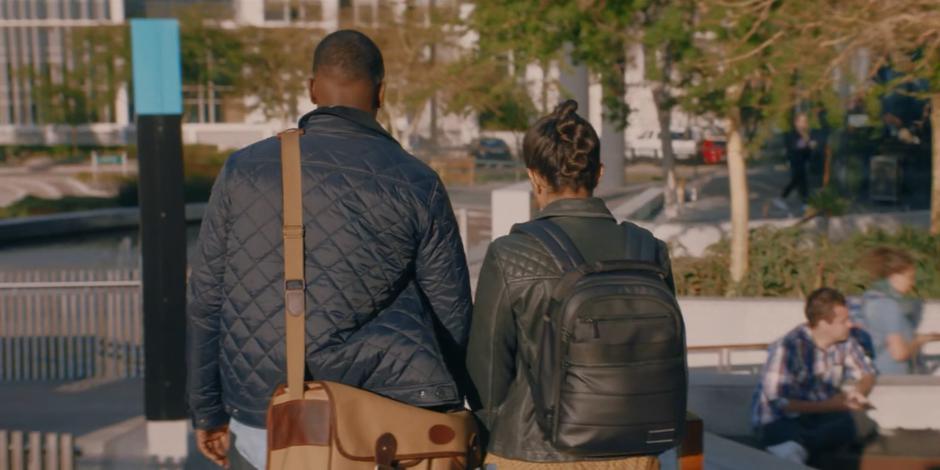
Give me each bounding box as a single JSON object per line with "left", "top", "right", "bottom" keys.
{"left": 467, "top": 100, "right": 682, "bottom": 469}
{"left": 857, "top": 247, "right": 940, "bottom": 375}
{"left": 187, "top": 30, "right": 473, "bottom": 469}
{"left": 752, "top": 288, "right": 878, "bottom": 465}
{"left": 775, "top": 113, "right": 824, "bottom": 214}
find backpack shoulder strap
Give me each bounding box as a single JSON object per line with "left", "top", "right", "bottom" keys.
{"left": 511, "top": 219, "right": 585, "bottom": 271}
{"left": 279, "top": 128, "right": 306, "bottom": 400}
{"left": 621, "top": 221, "right": 657, "bottom": 262}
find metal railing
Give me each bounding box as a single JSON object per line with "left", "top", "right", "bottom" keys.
{"left": 687, "top": 343, "right": 769, "bottom": 372}
{"left": 0, "top": 269, "right": 142, "bottom": 382}
{"left": 688, "top": 336, "right": 940, "bottom": 373}
{"left": 0, "top": 429, "right": 75, "bottom": 470}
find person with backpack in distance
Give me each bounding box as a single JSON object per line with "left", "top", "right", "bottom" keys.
{"left": 466, "top": 100, "right": 687, "bottom": 469}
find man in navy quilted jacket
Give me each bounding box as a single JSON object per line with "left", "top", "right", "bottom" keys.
{"left": 186, "top": 29, "right": 473, "bottom": 469}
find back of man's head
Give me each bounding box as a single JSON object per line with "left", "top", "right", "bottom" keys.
{"left": 312, "top": 29, "right": 384, "bottom": 88}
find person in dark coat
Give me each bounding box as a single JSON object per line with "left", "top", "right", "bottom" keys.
{"left": 780, "top": 113, "right": 824, "bottom": 205}
{"left": 187, "top": 30, "right": 472, "bottom": 469}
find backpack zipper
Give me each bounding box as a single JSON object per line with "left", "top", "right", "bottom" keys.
{"left": 583, "top": 314, "right": 669, "bottom": 339}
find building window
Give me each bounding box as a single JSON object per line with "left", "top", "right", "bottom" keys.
{"left": 264, "top": 0, "right": 328, "bottom": 24}
{"left": 183, "top": 84, "right": 241, "bottom": 124}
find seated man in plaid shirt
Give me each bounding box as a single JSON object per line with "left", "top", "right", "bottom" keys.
{"left": 752, "top": 287, "right": 878, "bottom": 464}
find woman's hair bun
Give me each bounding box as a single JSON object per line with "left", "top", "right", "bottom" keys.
{"left": 553, "top": 100, "right": 580, "bottom": 147}
{"left": 553, "top": 99, "right": 578, "bottom": 120}
{"left": 522, "top": 99, "right": 601, "bottom": 192}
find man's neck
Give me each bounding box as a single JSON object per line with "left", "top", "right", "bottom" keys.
{"left": 808, "top": 325, "right": 836, "bottom": 350}
{"left": 316, "top": 103, "right": 378, "bottom": 118}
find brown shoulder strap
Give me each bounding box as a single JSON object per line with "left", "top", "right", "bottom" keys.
{"left": 279, "top": 128, "right": 306, "bottom": 400}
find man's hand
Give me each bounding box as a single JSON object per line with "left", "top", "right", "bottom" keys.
{"left": 844, "top": 390, "right": 873, "bottom": 411}
{"left": 828, "top": 392, "right": 872, "bottom": 412}
{"left": 196, "top": 425, "right": 230, "bottom": 468}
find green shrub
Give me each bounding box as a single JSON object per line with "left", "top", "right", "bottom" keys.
{"left": 0, "top": 196, "right": 117, "bottom": 218}
{"left": 673, "top": 226, "right": 940, "bottom": 298}
{"left": 113, "top": 175, "right": 215, "bottom": 207}
{"left": 807, "top": 186, "right": 849, "bottom": 217}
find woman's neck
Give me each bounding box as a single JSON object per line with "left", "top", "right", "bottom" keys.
{"left": 538, "top": 189, "right": 592, "bottom": 209}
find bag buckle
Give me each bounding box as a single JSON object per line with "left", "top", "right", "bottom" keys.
{"left": 283, "top": 225, "right": 304, "bottom": 239}
{"left": 374, "top": 433, "right": 397, "bottom": 469}
{"left": 285, "top": 279, "right": 305, "bottom": 316}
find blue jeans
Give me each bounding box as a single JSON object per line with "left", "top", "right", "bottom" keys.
{"left": 758, "top": 411, "right": 875, "bottom": 458}
{"left": 228, "top": 432, "right": 259, "bottom": 470}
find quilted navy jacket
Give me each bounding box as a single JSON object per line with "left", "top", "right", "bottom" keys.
{"left": 186, "top": 106, "right": 473, "bottom": 429}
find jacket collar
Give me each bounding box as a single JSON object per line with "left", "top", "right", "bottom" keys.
{"left": 534, "top": 197, "right": 615, "bottom": 221}
{"left": 870, "top": 279, "right": 902, "bottom": 299}
{"left": 297, "top": 106, "right": 396, "bottom": 142}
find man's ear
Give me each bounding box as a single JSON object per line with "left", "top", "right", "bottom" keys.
{"left": 308, "top": 77, "right": 317, "bottom": 105}
{"left": 376, "top": 81, "right": 386, "bottom": 109}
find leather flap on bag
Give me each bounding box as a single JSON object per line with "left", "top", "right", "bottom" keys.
{"left": 319, "top": 381, "right": 477, "bottom": 460}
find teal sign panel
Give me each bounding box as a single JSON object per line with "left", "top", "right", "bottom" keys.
{"left": 130, "top": 19, "right": 182, "bottom": 115}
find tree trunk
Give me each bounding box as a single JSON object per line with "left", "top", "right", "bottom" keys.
{"left": 726, "top": 103, "right": 749, "bottom": 283}
{"left": 651, "top": 44, "right": 678, "bottom": 218}
{"left": 653, "top": 87, "right": 678, "bottom": 218}
{"left": 932, "top": 94, "right": 940, "bottom": 235}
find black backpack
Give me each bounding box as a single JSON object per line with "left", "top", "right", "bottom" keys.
{"left": 512, "top": 219, "right": 687, "bottom": 457}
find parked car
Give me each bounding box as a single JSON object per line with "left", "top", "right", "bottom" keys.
{"left": 700, "top": 136, "right": 727, "bottom": 164}
{"left": 628, "top": 130, "right": 697, "bottom": 160}
{"left": 471, "top": 137, "right": 514, "bottom": 167}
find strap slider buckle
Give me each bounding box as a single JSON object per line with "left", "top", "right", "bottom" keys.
{"left": 285, "top": 279, "right": 305, "bottom": 316}
{"left": 283, "top": 225, "right": 304, "bottom": 239}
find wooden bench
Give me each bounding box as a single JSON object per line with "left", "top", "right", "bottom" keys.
{"left": 429, "top": 157, "right": 475, "bottom": 186}
{"left": 818, "top": 428, "right": 940, "bottom": 470}
{"left": 679, "top": 412, "right": 704, "bottom": 470}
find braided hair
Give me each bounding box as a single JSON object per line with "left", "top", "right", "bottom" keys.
{"left": 522, "top": 100, "right": 601, "bottom": 192}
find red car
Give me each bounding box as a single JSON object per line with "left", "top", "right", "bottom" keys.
{"left": 700, "top": 138, "right": 727, "bottom": 164}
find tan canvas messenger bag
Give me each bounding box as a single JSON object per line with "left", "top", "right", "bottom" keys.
{"left": 266, "top": 128, "right": 483, "bottom": 469}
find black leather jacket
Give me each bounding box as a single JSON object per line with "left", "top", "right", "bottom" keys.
{"left": 187, "top": 106, "right": 472, "bottom": 429}
{"left": 466, "top": 197, "right": 675, "bottom": 462}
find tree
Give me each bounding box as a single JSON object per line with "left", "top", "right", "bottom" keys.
{"left": 177, "top": 7, "right": 316, "bottom": 124}
{"left": 686, "top": 0, "right": 852, "bottom": 285}
{"left": 470, "top": 1, "right": 697, "bottom": 200}
{"left": 28, "top": 25, "right": 130, "bottom": 154}
{"left": 821, "top": 0, "right": 940, "bottom": 234}
{"left": 470, "top": 1, "right": 638, "bottom": 189}
{"left": 634, "top": 1, "right": 698, "bottom": 217}
{"left": 238, "top": 26, "right": 318, "bottom": 122}
{"left": 470, "top": 1, "right": 575, "bottom": 113}
{"left": 178, "top": 8, "right": 244, "bottom": 123}
{"left": 335, "top": 1, "right": 473, "bottom": 149}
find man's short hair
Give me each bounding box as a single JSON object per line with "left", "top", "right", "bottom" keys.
{"left": 312, "top": 29, "right": 384, "bottom": 87}
{"left": 805, "top": 287, "right": 846, "bottom": 327}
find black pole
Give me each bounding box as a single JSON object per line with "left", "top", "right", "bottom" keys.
{"left": 137, "top": 114, "right": 187, "bottom": 420}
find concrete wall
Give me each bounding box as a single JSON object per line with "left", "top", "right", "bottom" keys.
{"left": 681, "top": 297, "right": 940, "bottom": 368}
{"left": 490, "top": 182, "right": 532, "bottom": 240}
{"left": 0, "top": 122, "right": 287, "bottom": 150}
{"left": 0, "top": 204, "right": 206, "bottom": 244}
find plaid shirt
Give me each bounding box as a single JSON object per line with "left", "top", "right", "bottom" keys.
{"left": 751, "top": 325, "right": 876, "bottom": 428}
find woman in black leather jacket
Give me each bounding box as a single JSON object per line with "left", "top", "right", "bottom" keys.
{"left": 466, "top": 100, "right": 668, "bottom": 469}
